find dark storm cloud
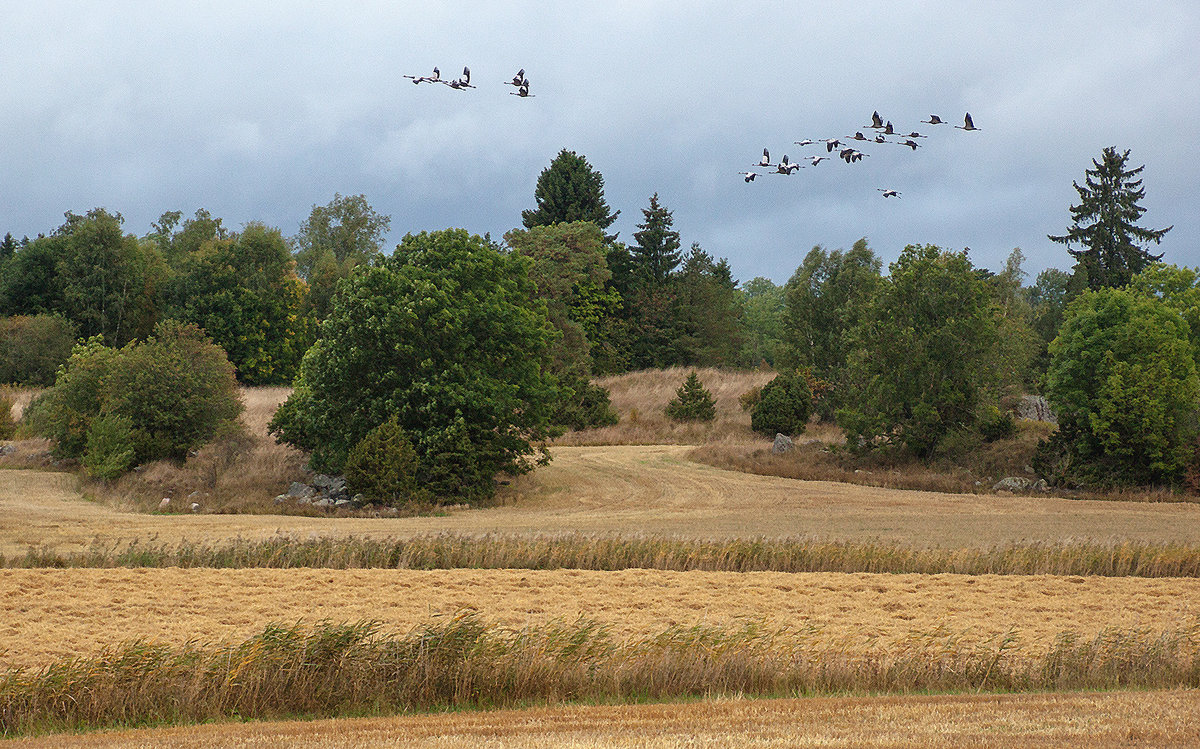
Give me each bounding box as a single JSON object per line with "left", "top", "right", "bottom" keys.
{"left": 1, "top": 1, "right": 1196, "bottom": 283}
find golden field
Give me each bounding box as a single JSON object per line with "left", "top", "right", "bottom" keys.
{"left": 2, "top": 566, "right": 1199, "bottom": 671}
{"left": 5, "top": 691, "right": 1199, "bottom": 748}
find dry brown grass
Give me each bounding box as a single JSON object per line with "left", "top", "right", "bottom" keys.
{"left": 9, "top": 691, "right": 1197, "bottom": 749}
{"left": 3, "top": 567, "right": 1199, "bottom": 672}
{"left": 554, "top": 367, "right": 774, "bottom": 445}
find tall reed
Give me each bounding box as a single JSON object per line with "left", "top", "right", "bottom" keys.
{"left": 3, "top": 615, "right": 1198, "bottom": 737}
{"left": 7, "top": 534, "right": 1200, "bottom": 578}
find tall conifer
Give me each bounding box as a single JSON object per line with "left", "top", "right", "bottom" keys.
{"left": 522, "top": 149, "right": 619, "bottom": 236}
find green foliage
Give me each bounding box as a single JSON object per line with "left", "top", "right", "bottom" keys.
{"left": 738, "top": 277, "right": 786, "bottom": 367}
{"left": 631, "top": 193, "right": 681, "bottom": 286}
{"left": 343, "top": 415, "right": 424, "bottom": 506}
{"left": 165, "top": 223, "right": 311, "bottom": 385}
{"left": 292, "top": 194, "right": 391, "bottom": 321}
{"left": 669, "top": 245, "right": 743, "bottom": 366}
{"left": 521, "top": 149, "right": 619, "bottom": 236}
{"left": 781, "top": 239, "right": 882, "bottom": 378}
{"left": 270, "top": 229, "right": 560, "bottom": 502}
{"left": 751, "top": 372, "right": 812, "bottom": 436}
{"left": 1130, "top": 263, "right": 1200, "bottom": 367}
{"left": 665, "top": 371, "right": 716, "bottom": 422}
{"left": 0, "top": 315, "right": 77, "bottom": 386}
{"left": 553, "top": 378, "right": 619, "bottom": 431}
{"left": 983, "top": 249, "right": 1040, "bottom": 395}
{"left": 1042, "top": 287, "right": 1199, "bottom": 486}
{"left": 1027, "top": 267, "right": 1072, "bottom": 380}
{"left": 30, "top": 322, "right": 242, "bottom": 470}
{"left": 978, "top": 405, "right": 1016, "bottom": 442}
{"left": 0, "top": 236, "right": 64, "bottom": 316}
{"left": 739, "top": 386, "right": 761, "bottom": 413}
{"left": 837, "top": 245, "right": 1002, "bottom": 458}
{"left": 1048, "top": 146, "right": 1171, "bottom": 290}
{"left": 505, "top": 221, "right": 618, "bottom": 380}
{"left": 0, "top": 389, "right": 15, "bottom": 439}
{"left": 82, "top": 414, "right": 136, "bottom": 481}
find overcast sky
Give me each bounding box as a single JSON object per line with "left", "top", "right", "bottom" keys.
{"left": 2, "top": 1, "right": 1196, "bottom": 284}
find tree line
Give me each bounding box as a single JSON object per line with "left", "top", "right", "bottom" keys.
{"left": 3, "top": 145, "right": 1194, "bottom": 495}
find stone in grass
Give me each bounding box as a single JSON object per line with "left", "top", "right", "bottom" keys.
{"left": 772, "top": 433, "right": 794, "bottom": 454}
{"left": 159, "top": 497, "right": 171, "bottom": 509}
{"left": 992, "top": 476, "right": 1033, "bottom": 492}
{"left": 333, "top": 498, "right": 355, "bottom": 509}
{"left": 313, "top": 497, "right": 334, "bottom": 508}
{"left": 287, "top": 482, "right": 315, "bottom": 499}
{"left": 190, "top": 502, "right": 201, "bottom": 513}
{"left": 274, "top": 494, "right": 288, "bottom": 504}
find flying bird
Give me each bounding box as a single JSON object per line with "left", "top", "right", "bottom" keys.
{"left": 956, "top": 112, "right": 980, "bottom": 131}
{"left": 774, "top": 155, "right": 802, "bottom": 174}
{"left": 921, "top": 114, "right": 946, "bottom": 125}
{"left": 840, "top": 148, "right": 867, "bottom": 163}
{"left": 793, "top": 139, "right": 816, "bottom": 147}
{"left": 510, "top": 82, "right": 534, "bottom": 97}
{"left": 809, "top": 155, "right": 828, "bottom": 166}
{"left": 738, "top": 172, "right": 759, "bottom": 183}
{"left": 865, "top": 111, "right": 885, "bottom": 129}
{"left": 442, "top": 66, "right": 475, "bottom": 89}
{"left": 755, "top": 148, "right": 772, "bottom": 168}
{"left": 877, "top": 189, "right": 901, "bottom": 198}
{"left": 895, "top": 139, "right": 920, "bottom": 150}
{"left": 882, "top": 121, "right": 895, "bottom": 135}
{"left": 902, "top": 131, "right": 927, "bottom": 138}
{"left": 848, "top": 131, "right": 869, "bottom": 141}
{"left": 824, "top": 138, "right": 842, "bottom": 152}
{"left": 505, "top": 68, "right": 528, "bottom": 87}
{"left": 403, "top": 67, "right": 441, "bottom": 84}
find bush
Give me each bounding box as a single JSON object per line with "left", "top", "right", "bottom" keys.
{"left": 554, "top": 379, "right": 619, "bottom": 431}
{"left": 978, "top": 405, "right": 1016, "bottom": 442}
{"left": 0, "top": 315, "right": 78, "bottom": 386}
{"left": 751, "top": 372, "right": 812, "bottom": 436}
{"left": 82, "top": 414, "right": 136, "bottom": 480}
{"left": 344, "top": 415, "right": 425, "bottom": 506}
{"left": 665, "top": 371, "right": 716, "bottom": 422}
{"left": 29, "top": 322, "right": 242, "bottom": 474}
{"left": 739, "top": 386, "right": 761, "bottom": 413}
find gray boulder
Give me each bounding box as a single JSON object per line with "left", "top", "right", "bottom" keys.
{"left": 286, "top": 482, "right": 315, "bottom": 499}
{"left": 772, "top": 433, "right": 794, "bottom": 455}
{"left": 313, "top": 497, "right": 334, "bottom": 508}
{"left": 0, "top": 444, "right": 16, "bottom": 457}
{"left": 992, "top": 476, "right": 1033, "bottom": 492}
{"left": 333, "top": 498, "right": 355, "bottom": 509}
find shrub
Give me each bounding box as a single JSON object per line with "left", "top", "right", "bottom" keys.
{"left": 739, "top": 386, "right": 761, "bottom": 413}
{"left": 978, "top": 405, "right": 1016, "bottom": 442}
{"left": 29, "top": 322, "right": 242, "bottom": 473}
{"left": 82, "top": 414, "right": 136, "bottom": 480}
{"left": 751, "top": 372, "right": 812, "bottom": 436}
{"left": 665, "top": 371, "right": 716, "bottom": 422}
{"left": 0, "top": 315, "right": 78, "bottom": 386}
{"left": 554, "top": 379, "right": 619, "bottom": 431}
{"left": 344, "top": 415, "right": 425, "bottom": 506}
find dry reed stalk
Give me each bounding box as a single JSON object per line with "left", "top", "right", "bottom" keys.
{"left": 3, "top": 615, "right": 1198, "bottom": 737}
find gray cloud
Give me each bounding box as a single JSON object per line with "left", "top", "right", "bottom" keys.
{"left": 1, "top": 1, "right": 1195, "bottom": 283}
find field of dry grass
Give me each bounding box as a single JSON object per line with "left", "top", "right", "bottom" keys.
{"left": 2, "top": 567, "right": 1199, "bottom": 672}
{"left": 9, "top": 691, "right": 1197, "bottom": 749}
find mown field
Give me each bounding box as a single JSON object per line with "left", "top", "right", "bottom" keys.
{"left": 4, "top": 377, "right": 1200, "bottom": 744}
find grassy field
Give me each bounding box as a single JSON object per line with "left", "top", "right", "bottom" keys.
{"left": 7, "top": 691, "right": 1198, "bottom": 748}
{"left": 3, "top": 567, "right": 1199, "bottom": 671}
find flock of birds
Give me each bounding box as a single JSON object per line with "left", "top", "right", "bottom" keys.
{"left": 739, "top": 111, "right": 981, "bottom": 198}
{"left": 404, "top": 66, "right": 534, "bottom": 97}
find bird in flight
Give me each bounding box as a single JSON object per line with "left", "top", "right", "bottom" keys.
{"left": 738, "top": 171, "right": 759, "bottom": 183}
{"left": 793, "top": 139, "right": 817, "bottom": 147}
{"left": 894, "top": 139, "right": 920, "bottom": 150}
{"left": 754, "top": 148, "right": 772, "bottom": 168}
{"left": 442, "top": 67, "right": 475, "bottom": 89}
{"left": 505, "top": 68, "right": 528, "bottom": 87}
{"left": 809, "top": 155, "right": 828, "bottom": 166}
{"left": 510, "top": 82, "right": 534, "bottom": 97}
{"left": 921, "top": 114, "right": 946, "bottom": 125}
{"left": 773, "top": 155, "right": 802, "bottom": 174}
{"left": 824, "top": 138, "right": 842, "bottom": 152}
{"left": 839, "top": 148, "right": 867, "bottom": 163}
{"left": 865, "top": 111, "right": 885, "bottom": 129}
{"left": 877, "top": 188, "right": 901, "bottom": 198}
{"left": 403, "top": 67, "right": 441, "bottom": 84}
{"left": 956, "top": 112, "right": 981, "bottom": 131}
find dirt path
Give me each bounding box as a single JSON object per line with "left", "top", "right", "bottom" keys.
{"left": 5, "top": 445, "right": 1200, "bottom": 555}
{"left": 5, "top": 691, "right": 1198, "bottom": 748}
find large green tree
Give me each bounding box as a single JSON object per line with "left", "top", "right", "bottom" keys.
{"left": 292, "top": 194, "right": 391, "bottom": 320}
{"left": 630, "top": 193, "right": 681, "bottom": 286}
{"left": 669, "top": 244, "right": 743, "bottom": 366}
{"left": 166, "top": 223, "right": 310, "bottom": 385}
{"left": 837, "top": 245, "right": 1002, "bottom": 458}
{"left": 1040, "top": 286, "right": 1198, "bottom": 486}
{"left": 738, "top": 277, "right": 786, "bottom": 367}
{"left": 521, "top": 149, "right": 619, "bottom": 236}
{"left": 270, "top": 229, "right": 560, "bottom": 501}
{"left": 1048, "top": 147, "right": 1171, "bottom": 290}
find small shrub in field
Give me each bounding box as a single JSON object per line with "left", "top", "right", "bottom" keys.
{"left": 978, "top": 405, "right": 1016, "bottom": 442}
{"left": 344, "top": 415, "right": 425, "bottom": 506}
{"left": 82, "top": 414, "right": 135, "bottom": 480}
{"left": 665, "top": 371, "right": 716, "bottom": 422}
{"left": 751, "top": 372, "right": 812, "bottom": 436}
{"left": 0, "top": 314, "right": 77, "bottom": 386}
{"left": 554, "top": 379, "right": 619, "bottom": 431}
{"left": 739, "top": 386, "right": 762, "bottom": 413}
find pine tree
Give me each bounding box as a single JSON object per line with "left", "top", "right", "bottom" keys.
{"left": 1048, "top": 147, "right": 1171, "bottom": 290}
{"left": 521, "top": 149, "right": 620, "bottom": 236}
{"left": 631, "top": 193, "right": 681, "bottom": 285}
{"left": 0, "top": 232, "right": 16, "bottom": 262}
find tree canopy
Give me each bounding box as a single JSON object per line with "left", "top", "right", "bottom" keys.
{"left": 521, "top": 149, "right": 619, "bottom": 235}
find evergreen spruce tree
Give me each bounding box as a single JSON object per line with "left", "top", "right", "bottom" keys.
{"left": 1048, "top": 147, "right": 1171, "bottom": 290}
{"left": 665, "top": 371, "right": 717, "bottom": 422}
{"left": 631, "top": 193, "right": 681, "bottom": 285}
{"left": 0, "top": 232, "right": 16, "bottom": 262}
{"left": 521, "top": 149, "right": 620, "bottom": 237}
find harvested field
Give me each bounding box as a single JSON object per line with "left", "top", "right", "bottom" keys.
{"left": 3, "top": 567, "right": 1199, "bottom": 671}
{"left": 6, "top": 690, "right": 1199, "bottom": 748}
{"left": 7, "top": 445, "right": 1200, "bottom": 556}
